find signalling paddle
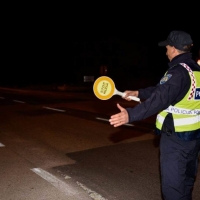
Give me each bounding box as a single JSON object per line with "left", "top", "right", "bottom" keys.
{"left": 93, "top": 76, "right": 140, "bottom": 102}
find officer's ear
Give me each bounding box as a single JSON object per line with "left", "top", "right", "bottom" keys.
{"left": 172, "top": 46, "right": 181, "bottom": 55}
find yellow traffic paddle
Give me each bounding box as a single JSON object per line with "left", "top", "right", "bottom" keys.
{"left": 93, "top": 76, "right": 140, "bottom": 102}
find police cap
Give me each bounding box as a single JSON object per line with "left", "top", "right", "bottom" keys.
{"left": 158, "top": 30, "right": 193, "bottom": 51}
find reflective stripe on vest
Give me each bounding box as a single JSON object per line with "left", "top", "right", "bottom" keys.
{"left": 164, "top": 105, "right": 200, "bottom": 115}
{"left": 157, "top": 113, "right": 200, "bottom": 126}
{"left": 179, "top": 63, "right": 196, "bottom": 100}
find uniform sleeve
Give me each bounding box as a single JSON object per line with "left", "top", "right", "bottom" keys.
{"left": 126, "top": 66, "right": 190, "bottom": 123}
{"left": 138, "top": 86, "right": 156, "bottom": 100}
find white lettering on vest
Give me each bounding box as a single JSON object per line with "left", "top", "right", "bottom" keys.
{"left": 165, "top": 106, "right": 200, "bottom": 115}
{"left": 195, "top": 88, "right": 200, "bottom": 100}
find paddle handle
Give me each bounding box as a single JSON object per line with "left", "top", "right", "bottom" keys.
{"left": 115, "top": 89, "right": 140, "bottom": 102}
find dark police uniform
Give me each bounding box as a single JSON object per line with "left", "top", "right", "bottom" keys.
{"left": 126, "top": 52, "right": 200, "bottom": 200}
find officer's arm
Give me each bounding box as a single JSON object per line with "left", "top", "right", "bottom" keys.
{"left": 125, "top": 67, "right": 189, "bottom": 123}
{"left": 138, "top": 86, "right": 156, "bottom": 100}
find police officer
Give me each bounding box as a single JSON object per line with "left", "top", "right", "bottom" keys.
{"left": 109, "top": 30, "right": 200, "bottom": 200}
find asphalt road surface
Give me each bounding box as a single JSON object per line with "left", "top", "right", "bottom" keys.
{"left": 0, "top": 86, "right": 199, "bottom": 200}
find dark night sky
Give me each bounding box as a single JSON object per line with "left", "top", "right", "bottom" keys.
{"left": 2, "top": 7, "right": 200, "bottom": 86}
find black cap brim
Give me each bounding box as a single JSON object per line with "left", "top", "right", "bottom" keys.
{"left": 158, "top": 40, "right": 168, "bottom": 46}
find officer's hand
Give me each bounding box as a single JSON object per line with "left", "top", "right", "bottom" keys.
{"left": 123, "top": 90, "right": 139, "bottom": 101}
{"left": 109, "top": 104, "right": 129, "bottom": 127}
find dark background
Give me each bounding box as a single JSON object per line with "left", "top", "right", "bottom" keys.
{"left": 2, "top": 4, "right": 200, "bottom": 87}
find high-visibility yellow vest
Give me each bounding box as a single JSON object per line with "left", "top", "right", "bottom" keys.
{"left": 156, "top": 63, "right": 200, "bottom": 132}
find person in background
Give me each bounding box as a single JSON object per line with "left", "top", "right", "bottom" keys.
{"left": 109, "top": 30, "right": 200, "bottom": 200}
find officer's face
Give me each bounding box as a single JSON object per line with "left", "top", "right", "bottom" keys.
{"left": 166, "top": 45, "right": 177, "bottom": 61}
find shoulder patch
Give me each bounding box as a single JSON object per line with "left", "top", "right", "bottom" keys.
{"left": 160, "top": 74, "right": 172, "bottom": 84}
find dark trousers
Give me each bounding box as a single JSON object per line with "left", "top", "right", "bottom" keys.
{"left": 160, "top": 132, "right": 200, "bottom": 200}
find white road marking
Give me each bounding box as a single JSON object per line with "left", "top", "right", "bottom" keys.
{"left": 0, "top": 97, "right": 5, "bottom": 99}
{"left": 13, "top": 100, "right": 25, "bottom": 103}
{"left": 43, "top": 106, "right": 66, "bottom": 112}
{"left": 31, "top": 168, "right": 106, "bottom": 200}
{"left": 96, "top": 117, "right": 134, "bottom": 126}
{"left": 64, "top": 175, "right": 71, "bottom": 179}
{"left": 77, "top": 181, "right": 107, "bottom": 200}
{"left": 0, "top": 143, "right": 5, "bottom": 147}
{"left": 31, "top": 168, "right": 80, "bottom": 198}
